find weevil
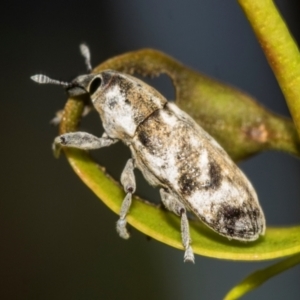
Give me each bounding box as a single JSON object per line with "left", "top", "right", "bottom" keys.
{"left": 31, "top": 45, "right": 266, "bottom": 263}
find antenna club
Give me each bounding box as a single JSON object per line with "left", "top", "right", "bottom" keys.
{"left": 79, "top": 43, "right": 92, "bottom": 72}
{"left": 31, "top": 74, "right": 50, "bottom": 84}
{"left": 30, "top": 74, "right": 70, "bottom": 87}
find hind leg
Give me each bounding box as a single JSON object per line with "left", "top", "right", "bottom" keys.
{"left": 160, "top": 188, "right": 195, "bottom": 263}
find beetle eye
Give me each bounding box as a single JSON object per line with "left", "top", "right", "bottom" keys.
{"left": 89, "top": 77, "right": 102, "bottom": 95}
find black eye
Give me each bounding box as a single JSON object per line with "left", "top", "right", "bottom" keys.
{"left": 89, "top": 77, "right": 102, "bottom": 95}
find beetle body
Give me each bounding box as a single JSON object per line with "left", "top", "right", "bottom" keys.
{"left": 32, "top": 54, "right": 265, "bottom": 263}
{"left": 70, "top": 71, "right": 265, "bottom": 260}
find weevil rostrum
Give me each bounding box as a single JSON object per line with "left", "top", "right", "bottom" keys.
{"left": 31, "top": 45, "right": 266, "bottom": 263}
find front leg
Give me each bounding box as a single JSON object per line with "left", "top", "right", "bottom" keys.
{"left": 53, "top": 131, "right": 117, "bottom": 157}
{"left": 116, "top": 158, "right": 136, "bottom": 239}
{"left": 160, "top": 188, "right": 195, "bottom": 263}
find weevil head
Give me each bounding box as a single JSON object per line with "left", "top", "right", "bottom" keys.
{"left": 68, "top": 70, "right": 167, "bottom": 140}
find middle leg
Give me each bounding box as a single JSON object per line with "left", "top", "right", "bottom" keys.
{"left": 116, "top": 158, "right": 136, "bottom": 239}
{"left": 160, "top": 188, "right": 195, "bottom": 263}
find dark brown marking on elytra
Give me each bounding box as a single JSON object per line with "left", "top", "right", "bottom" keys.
{"left": 178, "top": 173, "right": 196, "bottom": 196}
{"left": 207, "top": 161, "right": 222, "bottom": 190}
{"left": 211, "top": 202, "right": 261, "bottom": 239}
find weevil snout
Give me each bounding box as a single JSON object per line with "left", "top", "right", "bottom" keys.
{"left": 67, "top": 71, "right": 116, "bottom": 99}
{"left": 66, "top": 74, "right": 99, "bottom": 97}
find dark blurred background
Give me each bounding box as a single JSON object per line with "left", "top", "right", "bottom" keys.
{"left": 1, "top": 0, "right": 300, "bottom": 299}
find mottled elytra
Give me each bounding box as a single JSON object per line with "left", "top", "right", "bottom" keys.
{"left": 31, "top": 45, "right": 266, "bottom": 263}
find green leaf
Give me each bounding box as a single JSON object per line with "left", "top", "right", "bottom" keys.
{"left": 58, "top": 98, "right": 300, "bottom": 261}
{"left": 57, "top": 49, "right": 300, "bottom": 261}
{"left": 239, "top": 0, "right": 300, "bottom": 137}
{"left": 224, "top": 253, "right": 300, "bottom": 300}
{"left": 94, "top": 49, "right": 300, "bottom": 161}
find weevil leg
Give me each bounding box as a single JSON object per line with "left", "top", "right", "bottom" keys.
{"left": 116, "top": 159, "right": 136, "bottom": 239}
{"left": 53, "top": 131, "right": 117, "bottom": 157}
{"left": 160, "top": 188, "right": 195, "bottom": 263}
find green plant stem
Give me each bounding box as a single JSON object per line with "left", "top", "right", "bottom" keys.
{"left": 59, "top": 96, "right": 300, "bottom": 261}
{"left": 224, "top": 253, "right": 300, "bottom": 299}
{"left": 239, "top": 0, "right": 300, "bottom": 136}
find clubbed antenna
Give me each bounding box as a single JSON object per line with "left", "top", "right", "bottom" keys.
{"left": 30, "top": 74, "right": 71, "bottom": 88}
{"left": 80, "top": 43, "right": 92, "bottom": 72}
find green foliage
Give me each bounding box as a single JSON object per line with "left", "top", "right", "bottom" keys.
{"left": 224, "top": 253, "right": 300, "bottom": 300}
{"left": 57, "top": 0, "right": 300, "bottom": 298}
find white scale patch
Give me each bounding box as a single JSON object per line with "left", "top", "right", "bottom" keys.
{"left": 101, "top": 84, "right": 138, "bottom": 138}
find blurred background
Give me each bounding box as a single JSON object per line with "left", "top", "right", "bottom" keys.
{"left": 1, "top": 0, "right": 300, "bottom": 299}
